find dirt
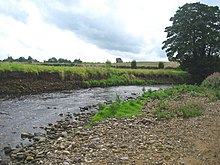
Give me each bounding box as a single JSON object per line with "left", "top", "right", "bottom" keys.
{"left": 180, "top": 101, "right": 220, "bottom": 165}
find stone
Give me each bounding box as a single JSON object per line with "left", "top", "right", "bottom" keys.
{"left": 3, "top": 146, "right": 12, "bottom": 155}
{"left": 61, "top": 131, "right": 68, "bottom": 137}
{"left": 39, "top": 137, "right": 46, "bottom": 142}
{"left": 16, "top": 152, "right": 26, "bottom": 160}
{"left": 21, "top": 132, "right": 31, "bottom": 139}
{"left": 120, "top": 157, "right": 129, "bottom": 161}
{"left": 138, "top": 118, "right": 152, "bottom": 125}
{"left": 62, "top": 150, "right": 70, "bottom": 155}
{"left": 26, "top": 155, "right": 34, "bottom": 161}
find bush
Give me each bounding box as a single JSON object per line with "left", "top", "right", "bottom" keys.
{"left": 158, "top": 62, "right": 164, "bottom": 69}
{"left": 131, "top": 60, "right": 137, "bottom": 69}
{"left": 201, "top": 72, "right": 220, "bottom": 89}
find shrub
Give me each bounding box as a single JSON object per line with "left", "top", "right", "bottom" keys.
{"left": 105, "top": 60, "right": 111, "bottom": 68}
{"left": 201, "top": 72, "right": 220, "bottom": 89}
{"left": 131, "top": 60, "right": 137, "bottom": 69}
{"left": 158, "top": 62, "right": 164, "bottom": 69}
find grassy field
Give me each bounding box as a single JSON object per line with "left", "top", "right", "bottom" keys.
{"left": 0, "top": 62, "right": 190, "bottom": 87}
{"left": 80, "top": 61, "right": 179, "bottom": 68}
{"left": 0, "top": 62, "right": 182, "bottom": 75}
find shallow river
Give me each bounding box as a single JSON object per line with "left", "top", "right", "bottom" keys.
{"left": 0, "top": 85, "right": 170, "bottom": 160}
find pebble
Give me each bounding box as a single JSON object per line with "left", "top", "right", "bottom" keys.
{"left": 8, "top": 99, "right": 220, "bottom": 165}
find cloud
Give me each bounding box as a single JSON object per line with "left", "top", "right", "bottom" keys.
{"left": 0, "top": 0, "right": 218, "bottom": 62}
{"left": 36, "top": 1, "right": 145, "bottom": 54}
{"left": 0, "top": 0, "right": 28, "bottom": 23}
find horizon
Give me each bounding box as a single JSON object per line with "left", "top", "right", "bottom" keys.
{"left": 0, "top": 0, "right": 219, "bottom": 62}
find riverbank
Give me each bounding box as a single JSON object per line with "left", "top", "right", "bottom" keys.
{"left": 6, "top": 85, "right": 220, "bottom": 164}
{"left": 0, "top": 63, "right": 191, "bottom": 98}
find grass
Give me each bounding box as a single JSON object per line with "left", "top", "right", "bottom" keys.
{"left": 83, "top": 61, "right": 179, "bottom": 69}
{"left": 91, "top": 84, "right": 219, "bottom": 122}
{"left": 0, "top": 62, "right": 190, "bottom": 86}
{"left": 91, "top": 99, "right": 143, "bottom": 122}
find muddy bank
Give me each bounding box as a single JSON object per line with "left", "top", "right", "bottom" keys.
{"left": 0, "top": 71, "right": 189, "bottom": 98}
{"left": 0, "top": 71, "right": 84, "bottom": 98}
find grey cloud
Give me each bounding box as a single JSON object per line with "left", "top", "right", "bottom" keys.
{"left": 0, "top": 0, "right": 28, "bottom": 23}
{"left": 36, "top": 1, "right": 144, "bottom": 53}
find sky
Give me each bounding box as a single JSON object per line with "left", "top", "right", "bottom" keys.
{"left": 0, "top": 0, "right": 219, "bottom": 62}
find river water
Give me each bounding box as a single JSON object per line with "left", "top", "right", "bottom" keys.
{"left": 0, "top": 85, "right": 170, "bottom": 160}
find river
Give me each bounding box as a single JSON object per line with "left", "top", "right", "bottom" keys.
{"left": 0, "top": 85, "right": 170, "bottom": 161}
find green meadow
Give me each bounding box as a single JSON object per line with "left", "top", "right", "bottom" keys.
{"left": 0, "top": 62, "right": 190, "bottom": 87}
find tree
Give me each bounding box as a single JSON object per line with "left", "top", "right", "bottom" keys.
{"left": 27, "top": 56, "right": 33, "bottom": 63}
{"left": 131, "top": 60, "right": 137, "bottom": 69}
{"left": 105, "top": 60, "right": 111, "bottom": 68}
{"left": 18, "top": 57, "right": 26, "bottom": 62}
{"left": 158, "top": 62, "right": 164, "bottom": 69}
{"left": 116, "top": 58, "right": 123, "bottom": 63}
{"left": 162, "top": 2, "right": 220, "bottom": 82}
{"left": 47, "top": 57, "right": 58, "bottom": 63}
{"left": 3, "top": 56, "right": 14, "bottom": 62}
{"left": 74, "top": 59, "right": 82, "bottom": 64}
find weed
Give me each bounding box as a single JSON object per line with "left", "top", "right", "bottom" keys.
{"left": 179, "top": 101, "right": 203, "bottom": 118}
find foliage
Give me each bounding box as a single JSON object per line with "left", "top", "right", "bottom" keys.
{"left": 105, "top": 60, "right": 111, "bottom": 68}
{"left": 162, "top": 2, "right": 220, "bottom": 82}
{"left": 91, "top": 100, "right": 142, "bottom": 121}
{"left": 179, "top": 101, "right": 203, "bottom": 118}
{"left": 73, "top": 59, "right": 82, "bottom": 64}
{"left": 0, "top": 62, "right": 191, "bottom": 85}
{"left": 131, "top": 60, "right": 137, "bottom": 69}
{"left": 3, "top": 56, "right": 38, "bottom": 63}
{"left": 91, "top": 84, "right": 219, "bottom": 122}
{"left": 201, "top": 72, "right": 220, "bottom": 90}
{"left": 116, "top": 58, "right": 123, "bottom": 63}
{"left": 141, "top": 84, "right": 220, "bottom": 119}
{"left": 153, "top": 100, "right": 203, "bottom": 119}
{"left": 158, "top": 62, "right": 164, "bottom": 69}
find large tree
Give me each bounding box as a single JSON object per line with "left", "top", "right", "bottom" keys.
{"left": 162, "top": 2, "right": 220, "bottom": 82}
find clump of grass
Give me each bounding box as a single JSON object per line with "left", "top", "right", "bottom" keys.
{"left": 152, "top": 100, "right": 203, "bottom": 119}
{"left": 91, "top": 100, "right": 142, "bottom": 122}
{"left": 201, "top": 72, "right": 220, "bottom": 90}
{"left": 142, "top": 84, "right": 218, "bottom": 119}
{"left": 153, "top": 100, "right": 175, "bottom": 119}
{"left": 179, "top": 101, "right": 203, "bottom": 118}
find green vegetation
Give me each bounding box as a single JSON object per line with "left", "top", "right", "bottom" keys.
{"left": 81, "top": 61, "right": 179, "bottom": 69}
{"left": 91, "top": 84, "right": 219, "bottom": 122}
{"left": 131, "top": 60, "right": 137, "bottom": 69}
{"left": 201, "top": 72, "right": 220, "bottom": 90}
{"left": 162, "top": 2, "right": 220, "bottom": 83}
{"left": 158, "top": 62, "right": 164, "bottom": 69}
{"left": 0, "top": 62, "right": 190, "bottom": 86}
{"left": 91, "top": 99, "right": 142, "bottom": 122}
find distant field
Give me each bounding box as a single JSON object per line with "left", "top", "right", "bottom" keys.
{"left": 82, "top": 61, "right": 179, "bottom": 68}
{"left": 0, "top": 62, "right": 180, "bottom": 74}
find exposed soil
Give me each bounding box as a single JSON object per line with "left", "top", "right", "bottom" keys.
{"left": 7, "top": 97, "right": 220, "bottom": 165}
{"left": 0, "top": 70, "right": 190, "bottom": 98}
{"left": 0, "top": 71, "right": 84, "bottom": 98}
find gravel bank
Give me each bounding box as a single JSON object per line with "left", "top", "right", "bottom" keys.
{"left": 7, "top": 99, "right": 220, "bottom": 165}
